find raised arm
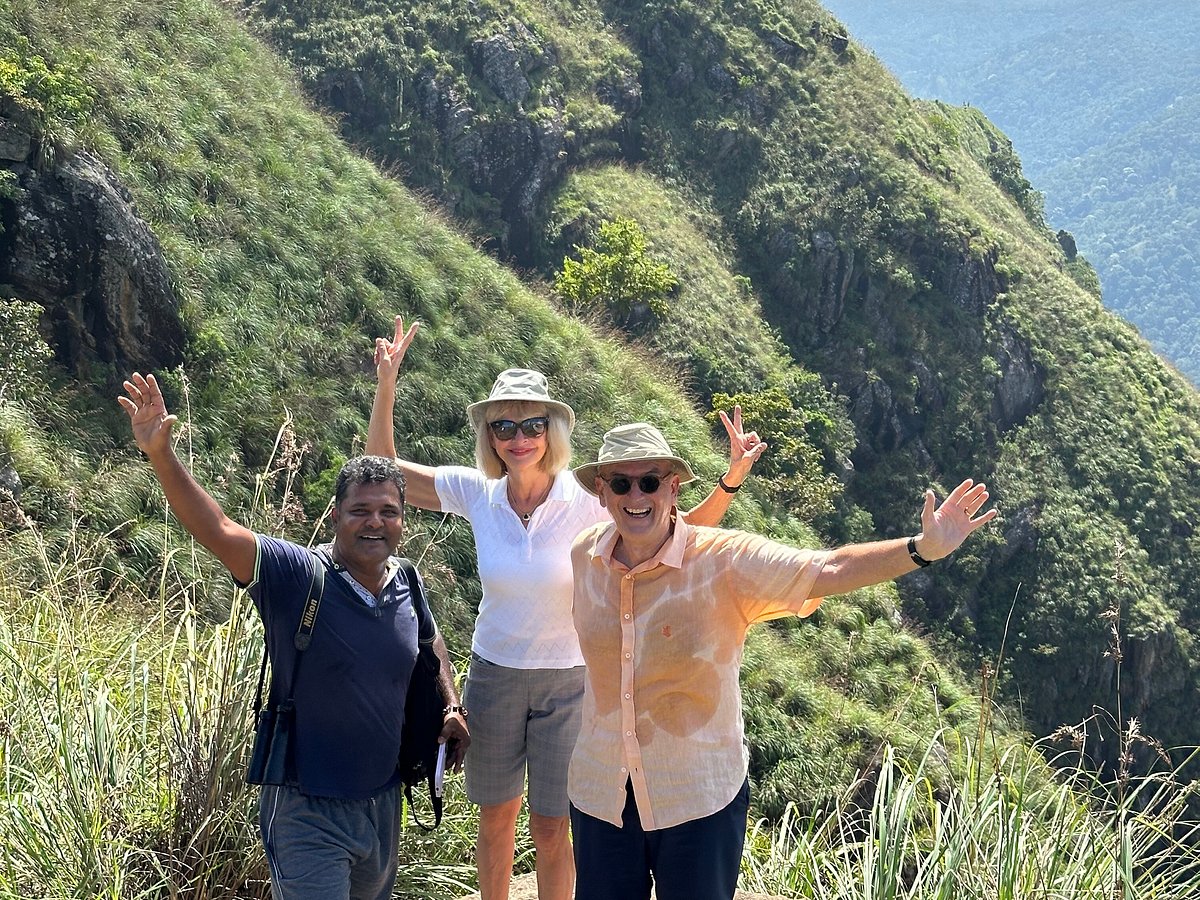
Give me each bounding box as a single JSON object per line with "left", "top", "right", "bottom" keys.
{"left": 680, "top": 405, "right": 767, "bottom": 527}
{"left": 366, "top": 315, "right": 442, "bottom": 510}
{"left": 118, "top": 373, "right": 257, "bottom": 584}
{"left": 812, "top": 478, "right": 997, "bottom": 598}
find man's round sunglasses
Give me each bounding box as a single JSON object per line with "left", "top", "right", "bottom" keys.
{"left": 601, "top": 473, "right": 667, "bottom": 495}
{"left": 488, "top": 416, "right": 550, "bottom": 441}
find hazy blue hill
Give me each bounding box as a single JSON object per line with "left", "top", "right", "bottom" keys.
{"left": 824, "top": 0, "right": 1200, "bottom": 384}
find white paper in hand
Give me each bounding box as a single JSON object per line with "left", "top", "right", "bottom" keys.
{"left": 434, "top": 743, "right": 447, "bottom": 798}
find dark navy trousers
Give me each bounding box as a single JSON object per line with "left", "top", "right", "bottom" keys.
{"left": 571, "top": 777, "right": 750, "bottom": 900}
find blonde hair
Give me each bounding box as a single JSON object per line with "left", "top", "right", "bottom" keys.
{"left": 474, "top": 400, "right": 573, "bottom": 479}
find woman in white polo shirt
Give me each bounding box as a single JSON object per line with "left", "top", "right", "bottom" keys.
{"left": 366, "top": 316, "right": 764, "bottom": 900}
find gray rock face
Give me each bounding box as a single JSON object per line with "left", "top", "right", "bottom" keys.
{"left": 994, "top": 504, "right": 1038, "bottom": 568}
{"left": 420, "top": 22, "right": 569, "bottom": 253}
{"left": 945, "top": 243, "right": 1003, "bottom": 316}
{"left": 474, "top": 34, "right": 531, "bottom": 103}
{"left": 990, "top": 323, "right": 1045, "bottom": 428}
{"left": 597, "top": 72, "right": 642, "bottom": 116}
{"left": 448, "top": 106, "right": 566, "bottom": 254}
{"left": 471, "top": 22, "right": 553, "bottom": 105}
{"left": 808, "top": 230, "right": 855, "bottom": 335}
{"left": 0, "top": 464, "right": 20, "bottom": 501}
{"left": 417, "top": 72, "right": 476, "bottom": 141}
{"left": 0, "top": 119, "right": 31, "bottom": 162}
{"left": 0, "top": 134, "right": 184, "bottom": 376}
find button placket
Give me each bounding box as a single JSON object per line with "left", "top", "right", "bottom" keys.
{"left": 619, "top": 570, "right": 638, "bottom": 761}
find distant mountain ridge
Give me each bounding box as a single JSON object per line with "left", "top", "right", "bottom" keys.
{"left": 823, "top": 0, "right": 1200, "bottom": 383}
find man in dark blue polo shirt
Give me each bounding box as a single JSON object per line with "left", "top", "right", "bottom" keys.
{"left": 119, "top": 372, "right": 470, "bottom": 900}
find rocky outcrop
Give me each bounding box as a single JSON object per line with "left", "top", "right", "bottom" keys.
{"left": 403, "top": 23, "right": 569, "bottom": 253}
{"left": 990, "top": 323, "right": 1045, "bottom": 429}
{"left": 0, "top": 134, "right": 184, "bottom": 376}
{"left": 470, "top": 21, "right": 556, "bottom": 105}
{"left": 417, "top": 73, "right": 476, "bottom": 147}
{"left": 0, "top": 463, "right": 20, "bottom": 501}
{"left": 597, "top": 71, "right": 642, "bottom": 116}
{"left": 461, "top": 110, "right": 566, "bottom": 253}
{"left": 944, "top": 242, "right": 1004, "bottom": 316}
{"left": 0, "top": 118, "right": 31, "bottom": 162}
{"left": 807, "top": 229, "right": 855, "bottom": 336}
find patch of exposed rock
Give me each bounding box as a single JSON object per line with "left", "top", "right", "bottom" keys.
{"left": 0, "top": 117, "right": 184, "bottom": 377}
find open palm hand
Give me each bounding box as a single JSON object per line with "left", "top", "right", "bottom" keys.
{"left": 117, "top": 372, "right": 178, "bottom": 457}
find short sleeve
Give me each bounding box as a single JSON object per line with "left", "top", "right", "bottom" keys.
{"left": 725, "top": 532, "right": 831, "bottom": 624}
{"left": 244, "top": 535, "right": 317, "bottom": 602}
{"left": 240, "top": 536, "right": 322, "bottom": 645}
{"left": 433, "top": 465, "right": 488, "bottom": 518}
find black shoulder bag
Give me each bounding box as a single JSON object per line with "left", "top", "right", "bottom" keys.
{"left": 246, "top": 555, "right": 325, "bottom": 786}
{"left": 396, "top": 558, "right": 448, "bottom": 829}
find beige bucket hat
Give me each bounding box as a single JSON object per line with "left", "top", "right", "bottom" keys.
{"left": 573, "top": 423, "right": 697, "bottom": 496}
{"left": 466, "top": 369, "right": 576, "bottom": 431}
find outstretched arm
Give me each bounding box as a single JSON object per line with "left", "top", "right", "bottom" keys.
{"left": 365, "top": 315, "right": 442, "bottom": 510}
{"left": 681, "top": 405, "right": 768, "bottom": 526}
{"left": 432, "top": 630, "right": 470, "bottom": 771}
{"left": 812, "top": 478, "right": 997, "bottom": 598}
{"left": 118, "top": 373, "right": 257, "bottom": 584}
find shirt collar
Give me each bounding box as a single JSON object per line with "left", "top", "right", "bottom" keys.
{"left": 590, "top": 515, "right": 691, "bottom": 572}
{"left": 316, "top": 542, "right": 403, "bottom": 592}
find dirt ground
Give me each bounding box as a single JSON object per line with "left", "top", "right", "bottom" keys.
{"left": 458, "top": 873, "right": 787, "bottom": 899}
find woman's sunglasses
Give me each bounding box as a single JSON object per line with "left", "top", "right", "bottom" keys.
{"left": 488, "top": 416, "right": 550, "bottom": 441}
{"left": 601, "top": 473, "right": 666, "bottom": 495}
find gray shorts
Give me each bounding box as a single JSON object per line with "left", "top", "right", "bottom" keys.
{"left": 258, "top": 783, "right": 401, "bottom": 900}
{"left": 462, "top": 653, "right": 585, "bottom": 817}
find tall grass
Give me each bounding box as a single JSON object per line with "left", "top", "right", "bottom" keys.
{"left": 0, "top": 419, "right": 478, "bottom": 899}
{"left": 5, "top": 446, "right": 1199, "bottom": 898}
{"left": 742, "top": 739, "right": 1200, "bottom": 899}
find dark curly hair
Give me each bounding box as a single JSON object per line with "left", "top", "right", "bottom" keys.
{"left": 333, "top": 456, "right": 407, "bottom": 507}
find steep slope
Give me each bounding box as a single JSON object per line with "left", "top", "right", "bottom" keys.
{"left": 232, "top": 0, "right": 1200, "bottom": 769}
{"left": 822, "top": 0, "right": 1200, "bottom": 384}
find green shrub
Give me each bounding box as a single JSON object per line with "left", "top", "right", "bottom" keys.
{"left": 0, "top": 300, "right": 50, "bottom": 403}
{"left": 555, "top": 217, "right": 677, "bottom": 325}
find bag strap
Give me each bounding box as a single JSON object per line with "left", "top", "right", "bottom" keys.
{"left": 396, "top": 557, "right": 444, "bottom": 830}
{"left": 396, "top": 557, "right": 434, "bottom": 645}
{"left": 251, "top": 552, "right": 327, "bottom": 716}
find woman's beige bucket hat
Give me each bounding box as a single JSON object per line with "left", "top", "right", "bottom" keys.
{"left": 466, "top": 369, "right": 576, "bottom": 431}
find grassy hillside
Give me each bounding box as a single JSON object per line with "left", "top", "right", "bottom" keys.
{"left": 0, "top": 0, "right": 1090, "bottom": 896}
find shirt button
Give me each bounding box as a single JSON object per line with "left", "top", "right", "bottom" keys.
{"left": 625, "top": 652, "right": 631, "bottom": 659}
{"left": 624, "top": 692, "right": 631, "bottom": 699}
{"left": 620, "top": 766, "right": 627, "bottom": 773}
{"left": 626, "top": 731, "right": 633, "bottom": 736}
{"left": 624, "top": 574, "right": 632, "bottom": 581}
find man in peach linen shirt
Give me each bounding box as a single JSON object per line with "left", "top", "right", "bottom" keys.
{"left": 567, "top": 423, "right": 997, "bottom": 900}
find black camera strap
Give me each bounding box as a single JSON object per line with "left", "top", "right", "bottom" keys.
{"left": 251, "top": 552, "right": 326, "bottom": 718}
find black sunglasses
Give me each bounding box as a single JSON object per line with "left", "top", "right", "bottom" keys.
{"left": 601, "top": 473, "right": 666, "bottom": 495}
{"left": 488, "top": 416, "right": 550, "bottom": 441}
